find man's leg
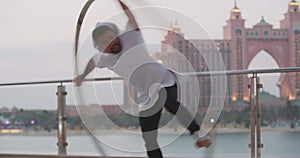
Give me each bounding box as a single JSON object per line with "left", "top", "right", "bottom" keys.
{"left": 164, "top": 84, "right": 200, "bottom": 134}
{"left": 139, "top": 108, "right": 163, "bottom": 158}
{"left": 164, "top": 84, "right": 212, "bottom": 148}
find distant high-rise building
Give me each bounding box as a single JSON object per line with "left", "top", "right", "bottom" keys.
{"left": 155, "top": 1, "right": 300, "bottom": 110}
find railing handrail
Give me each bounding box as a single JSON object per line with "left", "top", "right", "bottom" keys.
{"left": 0, "top": 77, "right": 123, "bottom": 87}
{"left": 1, "top": 67, "right": 300, "bottom": 87}
{"left": 187, "top": 67, "right": 300, "bottom": 76}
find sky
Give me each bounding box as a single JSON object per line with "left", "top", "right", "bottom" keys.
{"left": 0, "top": 0, "right": 291, "bottom": 109}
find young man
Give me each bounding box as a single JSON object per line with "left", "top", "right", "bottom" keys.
{"left": 75, "top": 0, "right": 211, "bottom": 157}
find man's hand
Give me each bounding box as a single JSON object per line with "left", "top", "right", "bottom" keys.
{"left": 74, "top": 74, "right": 85, "bottom": 86}
{"left": 117, "top": 0, "right": 139, "bottom": 30}
{"left": 75, "top": 59, "right": 96, "bottom": 86}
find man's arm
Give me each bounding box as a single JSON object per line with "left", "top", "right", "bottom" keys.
{"left": 75, "top": 59, "right": 96, "bottom": 86}
{"left": 117, "top": 0, "right": 139, "bottom": 31}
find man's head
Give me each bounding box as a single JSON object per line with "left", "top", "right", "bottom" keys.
{"left": 92, "top": 23, "right": 122, "bottom": 54}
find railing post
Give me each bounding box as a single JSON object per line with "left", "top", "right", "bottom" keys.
{"left": 248, "top": 74, "right": 264, "bottom": 158}
{"left": 56, "top": 84, "right": 68, "bottom": 155}
{"left": 256, "top": 77, "right": 263, "bottom": 158}
{"left": 248, "top": 74, "right": 256, "bottom": 158}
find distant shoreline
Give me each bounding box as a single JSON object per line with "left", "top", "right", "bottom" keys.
{"left": 1, "top": 127, "right": 300, "bottom": 136}
{"left": 213, "top": 127, "right": 300, "bottom": 134}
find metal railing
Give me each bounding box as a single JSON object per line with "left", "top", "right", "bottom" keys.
{"left": 1, "top": 67, "right": 300, "bottom": 158}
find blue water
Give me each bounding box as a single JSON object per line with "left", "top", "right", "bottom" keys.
{"left": 0, "top": 130, "right": 299, "bottom": 158}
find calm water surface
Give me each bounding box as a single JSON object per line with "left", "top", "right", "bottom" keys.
{"left": 0, "top": 130, "right": 299, "bottom": 158}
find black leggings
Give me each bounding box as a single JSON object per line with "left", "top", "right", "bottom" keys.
{"left": 139, "top": 84, "right": 200, "bottom": 158}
